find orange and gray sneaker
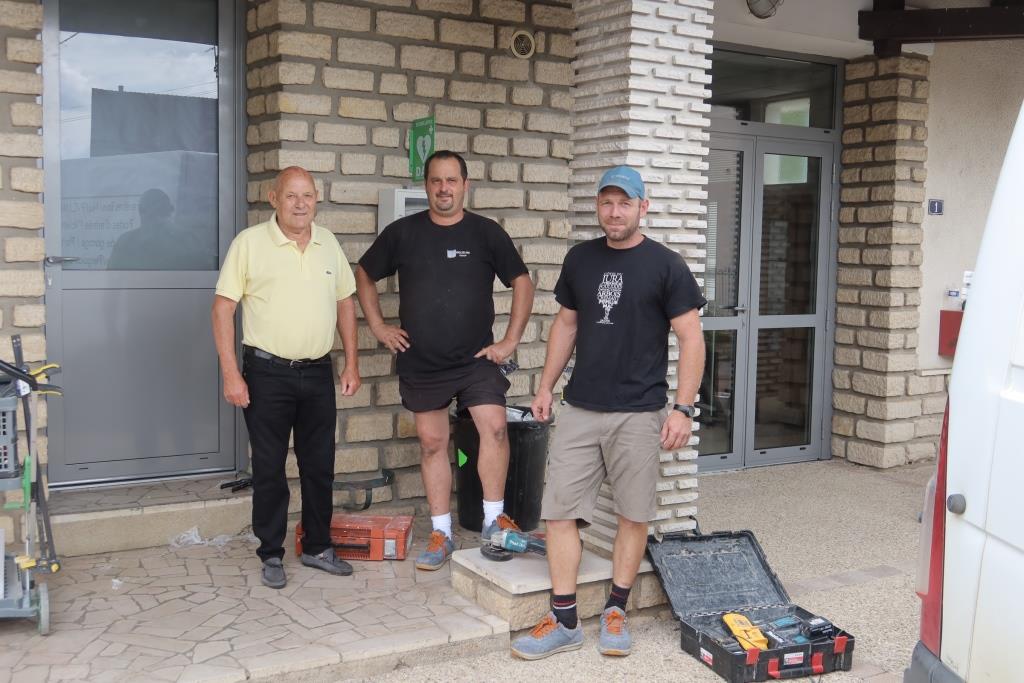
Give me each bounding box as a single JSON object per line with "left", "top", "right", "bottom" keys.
{"left": 415, "top": 530, "right": 455, "bottom": 570}
{"left": 481, "top": 512, "right": 520, "bottom": 543}
{"left": 598, "top": 606, "right": 631, "bottom": 656}
{"left": 511, "top": 612, "right": 584, "bottom": 660}
{"left": 480, "top": 513, "right": 520, "bottom": 561}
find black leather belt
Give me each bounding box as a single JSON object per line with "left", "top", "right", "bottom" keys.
{"left": 243, "top": 345, "right": 331, "bottom": 368}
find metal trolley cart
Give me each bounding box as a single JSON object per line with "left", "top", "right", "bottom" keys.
{"left": 0, "top": 335, "right": 62, "bottom": 635}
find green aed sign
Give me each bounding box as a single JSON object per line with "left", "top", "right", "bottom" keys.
{"left": 409, "top": 116, "right": 435, "bottom": 182}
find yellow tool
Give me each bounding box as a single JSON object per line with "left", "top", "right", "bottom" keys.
{"left": 723, "top": 612, "right": 769, "bottom": 650}
{"left": 28, "top": 363, "right": 62, "bottom": 396}
{"left": 15, "top": 555, "right": 37, "bottom": 570}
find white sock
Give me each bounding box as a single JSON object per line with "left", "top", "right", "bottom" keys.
{"left": 431, "top": 513, "right": 452, "bottom": 539}
{"left": 483, "top": 499, "right": 505, "bottom": 528}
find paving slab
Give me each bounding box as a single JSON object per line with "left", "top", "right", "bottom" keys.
{"left": 0, "top": 520, "right": 505, "bottom": 682}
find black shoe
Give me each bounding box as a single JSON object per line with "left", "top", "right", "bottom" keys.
{"left": 300, "top": 548, "right": 353, "bottom": 576}
{"left": 261, "top": 558, "right": 287, "bottom": 589}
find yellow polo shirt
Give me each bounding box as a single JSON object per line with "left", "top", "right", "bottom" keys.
{"left": 215, "top": 215, "right": 356, "bottom": 361}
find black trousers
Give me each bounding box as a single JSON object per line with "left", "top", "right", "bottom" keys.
{"left": 242, "top": 354, "right": 336, "bottom": 561}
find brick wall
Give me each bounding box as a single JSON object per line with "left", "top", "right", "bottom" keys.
{"left": 571, "top": 0, "right": 712, "bottom": 549}
{"left": 832, "top": 54, "right": 946, "bottom": 468}
{"left": 0, "top": 0, "right": 44, "bottom": 541}
{"left": 244, "top": 0, "right": 573, "bottom": 511}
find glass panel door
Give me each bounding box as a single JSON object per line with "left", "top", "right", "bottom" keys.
{"left": 697, "top": 135, "right": 833, "bottom": 471}
{"left": 45, "top": 0, "right": 239, "bottom": 485}
{"left": 695, "top": 137, "right": 754, "bottom": 471}
{"left": 745, "top": 140, "right": 832, "bottom": 466}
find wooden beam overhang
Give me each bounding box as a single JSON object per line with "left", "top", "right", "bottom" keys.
{"left": 860, "top": 0, "right": 1024, "bottom": 57}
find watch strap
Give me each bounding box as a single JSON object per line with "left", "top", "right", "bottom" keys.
{"left": 672, "top": 403, "right": 695, "bottom": 418}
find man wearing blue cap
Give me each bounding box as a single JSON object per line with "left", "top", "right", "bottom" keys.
{"left": 513, "top": 166, "right": 706, "bottom": 659}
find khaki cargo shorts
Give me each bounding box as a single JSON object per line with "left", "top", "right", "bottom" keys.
{"left": 541, "top": 403, "right": 668, "bottom": 525}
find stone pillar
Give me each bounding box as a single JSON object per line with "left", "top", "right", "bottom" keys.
{"left": 0, "top": 0, "right": 44, "bottom": 541}
{"left": 833, "top": 54, "right": 946, "bottom": 468}
{"left": 571, "top": 0, "right": 712, "bottom": 550}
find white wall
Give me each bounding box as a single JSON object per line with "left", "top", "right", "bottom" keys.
{"left": 919, "top": 40, "right": 1024, "bottom": 371}
{"left": 713, "top": 0, "right": 871, "bottom": 59}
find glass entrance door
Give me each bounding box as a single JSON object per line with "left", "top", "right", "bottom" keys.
{"left": 44, "top": 0, "right": 241, "bottom": 485}
{"left": 696, "top": 136, "right": 834, "bottom": 470}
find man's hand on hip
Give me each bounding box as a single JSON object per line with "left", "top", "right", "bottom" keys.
{"left": 223, "top": 372, "right": 250, "bottom": 408}
{"left": 370, "top": 322, "right": 410, "bottom": 353}
{"left": 531, "top": 387, "right": 554, "bottom": 423}
{"left": 339, "top": 365, "right": 361, "bottom": 397}
{"left": 660, "top": 410, "right": 692, "bottom": 451}
{"left": 474, "top": 338, "right": 517, "bottom": 364}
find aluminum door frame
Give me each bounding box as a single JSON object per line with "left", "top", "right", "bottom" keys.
{"left": 743, "top": 137, "right": 835, "bottom": 467}
{"left": 698, "top": 134, "right": 756, "bottom": 472}
{"left": 41, "top": 0, "right": 247, "bottom": 486}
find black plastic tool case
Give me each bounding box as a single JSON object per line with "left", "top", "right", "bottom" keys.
{"left": 647, "top": 531, "right": 855, "bottom": 682}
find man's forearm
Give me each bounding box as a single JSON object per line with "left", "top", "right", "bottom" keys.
{"left": 211, "top": 297, "right": 241, "bottom": 378}
{"left": 674, "top": 333, "right": 705, "bottom": 405}
{"left": 503, "top": 274, "right": 535, "bottom": 344}
{"left": 337, "top": 297, "right": 359, "bottom": 365}
{"left": 354, "top": 267, "right": 385, "bottom": 329}
{"left": 538, "top": 316, "right": 577, "bottom": 393}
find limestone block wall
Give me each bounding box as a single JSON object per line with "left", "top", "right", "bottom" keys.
{"left": 832, "top": 54, "right": 946, "bottom": 468}
{"left": 570, "top": 0, "right": 712, "bottom": 550}
{"left": 244, "top": 0, "right": 574, "bottom": 511}
{"left": 0, "top": 0, "right": 44, "bottom": 541}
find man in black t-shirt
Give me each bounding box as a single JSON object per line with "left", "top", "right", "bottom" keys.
{"left": 512, "top": 166, "right": 706, "bottom": 660}
{"left": 356, "top": 151, "right": 534, "bottom": 571}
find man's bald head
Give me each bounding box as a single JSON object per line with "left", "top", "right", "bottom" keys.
{"left": 273, "top": 166, "right": 316, "bottom": 196}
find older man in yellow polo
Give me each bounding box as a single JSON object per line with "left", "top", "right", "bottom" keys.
{"left": 212, "top": 166, "right": 360, "bottom": 589}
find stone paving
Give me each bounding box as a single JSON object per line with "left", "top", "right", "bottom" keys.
{"left": 0, "top": 520, "right": 505, "bottom": 682}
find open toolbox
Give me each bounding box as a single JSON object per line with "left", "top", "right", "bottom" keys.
{"left": 296, "top": 514, "right": 413, "bottom": 562}
{"left": 647, "top": 530, "right": 854, "bottom": 682}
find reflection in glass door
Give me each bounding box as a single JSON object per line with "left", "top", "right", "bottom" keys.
{"left": 695, "top": 138, "right": 833, "bottom": 470}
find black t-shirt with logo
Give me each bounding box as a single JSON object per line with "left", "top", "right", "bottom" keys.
{"left": 554, "top": 236, "right": 707, "bottom": 412}
{"left": 359, "top": 210, "right": 528, "bottom": 376}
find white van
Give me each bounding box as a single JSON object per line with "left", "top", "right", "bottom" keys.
{"left": 904, "top": 104, "right": 1024, "bottom": 682}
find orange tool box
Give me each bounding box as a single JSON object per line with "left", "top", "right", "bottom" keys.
{"left": 295, "top": 514, "right": 414, "bottom": 561}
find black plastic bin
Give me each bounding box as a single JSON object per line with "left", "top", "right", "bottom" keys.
{"left": 453, "top": 406, "right": 550, "bottom": 533}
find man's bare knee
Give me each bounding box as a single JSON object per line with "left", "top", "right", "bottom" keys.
{"left": 478, "top": 423, "right": 507, "bottom": 446}
{"left": 417, "top": 433, "right": 448, "bottom": 458}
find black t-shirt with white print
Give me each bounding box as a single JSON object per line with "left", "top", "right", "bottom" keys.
{"left": 359, "top": 210, "right": 528, "bottom": 376}
{"left": 554, "top": 236, "right": 706, "bottom": 412}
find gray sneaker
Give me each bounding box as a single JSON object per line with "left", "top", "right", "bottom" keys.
{"left": 416, "top": 530, "right": 456, "bottom": 571}
{"left": 511, "top": 612, "right": 584, "bottom": 660}
{"left": 261, "top": 558, "right": 286, "bottom": 589}
{"left": 300, "top": 548, "right": 353, "bottom": 576}
{"left": 480, "top": 512, "right": 520, "bottom": 543}
{"left": 598, "top": 606, "right": 631, "bottom": 656}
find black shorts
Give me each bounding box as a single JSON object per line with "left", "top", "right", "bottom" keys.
{"left": 399, "top": 362, "right": 510, "bottom": 414}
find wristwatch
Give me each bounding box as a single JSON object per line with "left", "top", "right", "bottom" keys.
{"left": 672, "top": 403, "right": 696, "bottom": 418}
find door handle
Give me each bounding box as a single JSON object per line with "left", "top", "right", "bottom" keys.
{"left": 723, "top": 305, "right": 748, "bottom": 313}
{"left": 44, "top": 256, "right": 80, "bottom": 266}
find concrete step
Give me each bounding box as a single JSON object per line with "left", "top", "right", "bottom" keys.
{"left": 51, "top": 494, "right": 253, "bottom": 557}
{"left": 451, "top": 547, "right": 668, "bottom": 631}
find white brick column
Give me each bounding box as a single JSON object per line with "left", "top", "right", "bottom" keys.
{"left": 571, "top": 0, "right": 712, "bottom": 550}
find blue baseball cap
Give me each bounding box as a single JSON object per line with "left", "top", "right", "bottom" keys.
{"left": 598, "top": 166, "right": 645, "bottom": 199}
